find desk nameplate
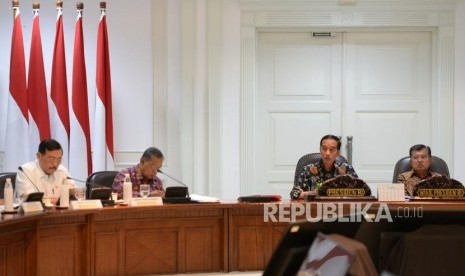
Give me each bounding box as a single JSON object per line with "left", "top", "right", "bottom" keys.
{"left": 22, "top": 202, "right": 44, "bottom": 215}
{"left": 70, "top": 199, "right": 103, "bottom": 210}
{"left": 325, "top": 188, "right": 366, "bottom": 197}
{"left": 130, "top": 197, "right": 163, "bottom": 207}
{"left": 417, "top": 189, "right": 465, "bottom": 198}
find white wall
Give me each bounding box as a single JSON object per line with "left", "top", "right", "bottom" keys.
{"left": 455, "top": 0, "right": 465, "bottom": 182}
{"left": 220, "top": 0, "right": 241, "bottom": 198}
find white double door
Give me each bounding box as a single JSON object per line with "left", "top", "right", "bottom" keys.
{"left": 255, "top": 30, "right": 432, "bottom": 197}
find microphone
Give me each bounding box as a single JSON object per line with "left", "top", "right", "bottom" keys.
{"left": 66, "top": 176, "right": 113, "bottom": 203}
{"left": 334, "top": 163, "right": 347, "bottom": 175}
{"left": 157, "top": 169, "right": 190, "bottom": 201}
{"left": 18, "top": 166, "right": 40, "bottom": 192}
{"left": 157, "top": 169, "right": 188, "bottom": 187}
{"left": 67, "top": 176, "right": 110, "bottom": 189}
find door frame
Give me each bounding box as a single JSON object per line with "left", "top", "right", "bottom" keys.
{"left": 239, "top": 8, "right": 454, "bottom": 194}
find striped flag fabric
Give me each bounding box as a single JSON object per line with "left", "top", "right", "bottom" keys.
{"left": 69, "top": 2, "right": 92, "bottom": 181}
{"left": 28, "top": 3, "right": 51, "bottom": 155}
{"left": 93, "top": 1, "right": 114, "bottom": 171}
{"left": 50, "top": 0, "right": 70, "bottom": 167}
{"left": 4, "top": 1, "right": 29, "bottom": 171}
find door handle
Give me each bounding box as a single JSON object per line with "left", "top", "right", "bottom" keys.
{"left": 346, "top": 136, "right": 353, "bottom": 165}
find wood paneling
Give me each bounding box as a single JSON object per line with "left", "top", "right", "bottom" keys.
{"left": 92, "top": 206, "right": 227, "bottom": 275}
{"left": 94, "top": 232, "right": 119, "bottom": 276}
{"left": 3, "top": 201, "right": 465, "bottom": 275}
{"left": 125, "top": 228, "right": 178, "bottom": 274}
{"left": 0, "top": 240, "right": 25, "bottom": 276}
{"left": 229, "top": 205, "right": 288, "bottom": 271}
{"left": 38, "top": 212, "right": 88, "bottom": 275}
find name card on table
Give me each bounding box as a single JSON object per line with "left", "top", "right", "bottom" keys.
{"left": 416, "top": 189, "right": 465, "bottom": 198}
{"left": 377, "top": 183, "right": 405, "bottom": 201}
{"left": 70, "top": 200, "right": 103, "bottom": 210}
{"left": 22, "top": 201, "right": 44, "bottom": 215}
{"left": 326, "top": 188, "right": 366, "bottom": 197}
{"left": 130, "top": 197, "right": 163, "bottom": 207}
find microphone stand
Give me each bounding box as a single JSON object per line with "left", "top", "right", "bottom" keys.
{"left": 66, "top": 177, "right": 114, "bottom": 205}
{"left": 157, "top": 170, "right": 191, "bottom": 201}
{"left": 18, "top": 166, "right": 41, "bottom": 193}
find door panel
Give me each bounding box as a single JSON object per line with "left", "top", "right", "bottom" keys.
{"left": 344, "top": 32, "right": 432, "bottom": 183}
{"left": 256, "top": 33, "right": 343, "bottom": 196}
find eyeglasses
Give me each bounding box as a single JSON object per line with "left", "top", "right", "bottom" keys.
{"left": 44, "top": 156, "right": 62, "bottom": 164}
{"left": 412, "top": 155, "right": 430, "bottom": 162}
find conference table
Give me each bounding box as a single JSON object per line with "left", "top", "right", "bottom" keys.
{"left": 2, "top": 199, "right": 465, "bottom": 276}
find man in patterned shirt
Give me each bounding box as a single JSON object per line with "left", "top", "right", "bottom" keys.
{"left": 112, "top": 147, "right": 165, "bottom": 199}
{"left": 397, "top": 144, "right": 441, "bottom": 196}
{"left": 290, "top": 135, "right": 358, "bottom": 200}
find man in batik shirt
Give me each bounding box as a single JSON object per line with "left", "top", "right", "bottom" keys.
{"left": 112, "top": 147, "right": 165, "bottom": 199}
{"left": 398, "top": 144, "right": 441, "bottom": 196}
{"left": 290, "top": 135, "right": 358, "bottom": 200}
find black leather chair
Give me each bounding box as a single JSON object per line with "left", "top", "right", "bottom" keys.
{"left": 392, "top": 156, "right": 450, "bottom": 183}
{"left": 85, "top": 171, "right": 118, "bottom": 198}
{"left": 294, "top": 153, "right": 349, "bottom": 185}
{"left": 0, "top": 172, "right": 17, "bottom": 199}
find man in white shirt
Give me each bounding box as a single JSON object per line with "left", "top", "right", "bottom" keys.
{"left": 16, "top": 139, "right": 75, "bottom": 204}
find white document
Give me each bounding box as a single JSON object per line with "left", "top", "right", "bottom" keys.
{"left": 190, "top": 194, "right": 221, "bottom": 203}
{"left": 377, "top": 183, "right": 405, "bottom": 202}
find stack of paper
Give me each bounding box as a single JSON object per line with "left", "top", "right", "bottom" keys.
{"left": 190, "top": 194, "right": 221, "bottom": 203}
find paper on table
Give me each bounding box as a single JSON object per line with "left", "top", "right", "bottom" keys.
{"left": 0, "top": 204, "right": 20, "bottom": 212}
{"left": 190, "top": 194, "right": 220, "bottom": 203}
{"left": 377, "top": 183, "right": 405, "bottom": 201}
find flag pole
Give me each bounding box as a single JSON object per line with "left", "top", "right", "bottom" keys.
{"left": 94, "top": 0, "right": 115, "bottom": 170}
{"left": 12, "top": 0, "right": 19, "bottom": 20}
{"left": 28, "top": 0, "right": 52, "bottom": 150}
{"left": 70, "top": 0, "right": 93, "bottom": 179}
{"left": 51, "top": 0, "right": 70, "bottom": 167}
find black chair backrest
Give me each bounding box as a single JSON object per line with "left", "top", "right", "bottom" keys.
{"left": 85, "top": 171, "right": 118, "bottom": 198}
{"left": 0, "top": 172, "right": 17, "bottom": 199}
{"left": 392, "top": 156, "right": 450, "bottom": 183}
{"left": 294, "top": 153, "right": 349, "bottom": 185}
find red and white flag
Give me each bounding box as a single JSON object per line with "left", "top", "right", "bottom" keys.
{"left": 28, "top": 5, "right": 51, "bottom": 154}
{"left": 94, "top": 3, "right": 114, "bottom": 171}
{"left": 4, "top": 3, "right": 29, "bottom": 171}
{"left": 69, "top": 5, "right": 92, "bottom": 180}
{"left": 50, "top": 2, "right": 70, "bottom": 167}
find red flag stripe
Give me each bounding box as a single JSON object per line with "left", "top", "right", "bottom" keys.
{"left": 51, "top": 7, "right": 70, "bottom": 137}
{"left": 10, "top": 9, "right": 28, "bottom": 121}
{"left": 96, "top": 11, "right": 114, "bottom": 159}
{"left": 72, "top": 11, "right": 92, "bottom": 175}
